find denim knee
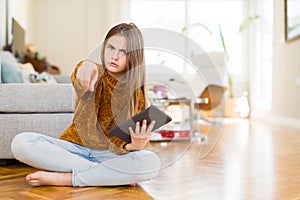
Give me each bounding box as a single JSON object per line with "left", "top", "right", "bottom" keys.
{"left": 11, "top": 132, "right": 39, "bottom": 162}
{"left": 151, "top": 152, "right": 161, "bottom": 175}
{"left": 136, "top": 151, "right": 161, "bottom": 178}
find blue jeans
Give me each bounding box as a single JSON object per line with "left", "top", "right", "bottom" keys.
{"left": 11, "top": 132, "right": 161, "bottom": 186}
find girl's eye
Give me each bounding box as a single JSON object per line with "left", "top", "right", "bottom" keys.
{"left": 107, "top": 45, "right": 114, "bottom": 50}
{"left": 119, "top": 50, "right": 127, "bottom": 56}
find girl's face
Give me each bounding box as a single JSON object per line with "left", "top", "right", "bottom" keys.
{"left": 104, "top": 35, "right": 127, "bottom": 76}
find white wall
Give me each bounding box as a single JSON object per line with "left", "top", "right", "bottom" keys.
{"left": 28, "top": 0, "right": 130, "bottom": 75}
{"left": 0, "top": 0, "right": 6, "bottom": 48}
{"left": 0, "top": 0, "right": 32, "bottom": 50}
{"left": 273, "top": 0, "right": 300, "bottom": 118}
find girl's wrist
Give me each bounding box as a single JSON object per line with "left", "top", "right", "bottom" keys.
{"left": 125, "top": 143, "right": 133, "bottom": 151}
{"left": 125, "top": 143, "right": 139, "bottom": 151}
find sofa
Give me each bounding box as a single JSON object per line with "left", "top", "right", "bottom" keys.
{"left": 0, "top": 51, "right": 75, "bottom": 164}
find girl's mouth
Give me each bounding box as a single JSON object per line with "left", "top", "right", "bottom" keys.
{"left": 109, "top": 62, "right": 118, "bottom": 67}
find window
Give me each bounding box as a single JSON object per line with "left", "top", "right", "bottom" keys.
{"left": 130, "top": 0, "right": 273, "bottom": 110}
{"left": 130, "top": 0, "right": 186, "bottom": 74}
{"left": 130, "top": 0, "right": 244, "bottom": 75}
{"left": 130, "top": 0, "right": 185, "bottom": 32}
{"left": 187, "top": 0, "right": 244, "bottom": 75}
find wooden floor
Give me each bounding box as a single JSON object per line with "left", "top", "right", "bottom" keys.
{"left": 1, "top": 119, "right": 300, "bottom": 200}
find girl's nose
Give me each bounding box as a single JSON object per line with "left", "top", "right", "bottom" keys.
{"left": 112, "top": 51, "right": 119, "bottom": 60}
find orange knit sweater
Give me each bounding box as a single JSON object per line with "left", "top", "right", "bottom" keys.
{"left": 59, "top": 61, "right": 145, "bottom": 154}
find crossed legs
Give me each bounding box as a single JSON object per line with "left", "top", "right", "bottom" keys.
{"left": 11, "top": 132, "right": 161, "bottom": 186}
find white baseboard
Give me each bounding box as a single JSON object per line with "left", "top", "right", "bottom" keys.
{"left": 251, "top": 110, "right": 300, "bottom": 130}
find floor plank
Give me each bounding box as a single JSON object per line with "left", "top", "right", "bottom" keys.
{"left": 1, "top": 119, "right": 300, "bottom": 200}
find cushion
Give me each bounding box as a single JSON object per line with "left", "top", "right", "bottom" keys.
{"left": 1, "top": 60, "right": 23, "bottom": 83}
{"left": 0, "top": 51, "right": 23, "bottom": 83}
{"left": 18, "top": 62, "right": 35, "bottom": 83}
{"left": 0, "top": 51, "right": 17, "bottom": 63}
{"left": 0, "top": 83, "right": 75, "bottom": 113}
{"left": 18, "top": 62, "right": 35, "bottom": 72}
{"left": 29, "top": 71, "right": 57, "bottom": 84}
{"left": 18, "top": 63, "right": 58, "bottom": 84}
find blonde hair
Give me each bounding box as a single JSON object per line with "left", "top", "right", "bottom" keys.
{"left": 101, "top": 23, "right": 147, "bottom": 117}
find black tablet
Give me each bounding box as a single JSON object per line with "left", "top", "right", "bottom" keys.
{"left": 109, "top": 105, "right": 172, "bottom": 143}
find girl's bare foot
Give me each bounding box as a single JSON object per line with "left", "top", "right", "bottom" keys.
{"left": 26, "top": 171, "right": 72, "bottom": 186}
{"left": 26, "top": 171, "right": 137, "bottom": 187}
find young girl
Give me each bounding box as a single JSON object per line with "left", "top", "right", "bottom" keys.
{"left": 11, "top": 23, "right": 161, "bottom": 187}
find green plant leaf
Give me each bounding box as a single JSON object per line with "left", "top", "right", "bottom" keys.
{"left": 239, "top": 15, "right": 260, "bottom": 33}
{"left": 181, "top": 26, "right": 187, "bottom": 34}
{"left": 218, "top": 25, "right": 229, "bottom": 61}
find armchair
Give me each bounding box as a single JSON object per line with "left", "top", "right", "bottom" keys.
{"left": 194, "top": 84, "right": 227, "bottom": 114}
{"left": 193, "top": 84, "right": 227, "bottom": 143}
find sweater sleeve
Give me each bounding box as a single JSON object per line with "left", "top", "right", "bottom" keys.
{"left": 71, "top": 61, "right": 89, "bottom": 97}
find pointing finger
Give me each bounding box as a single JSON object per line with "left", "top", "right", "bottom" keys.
{"left": 89, "top": 69, "right": 98, "bottom": 92}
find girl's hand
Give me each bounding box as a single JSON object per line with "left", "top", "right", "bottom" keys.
{"left": 76, "top": 61, "right": 98, "bottom": 92}
{"left": 126, "top": 120, "right": 156, "bottom": 151}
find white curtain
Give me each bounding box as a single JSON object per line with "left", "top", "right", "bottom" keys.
{"left": 247, "top": 0, "right": 274, "bottom": 111}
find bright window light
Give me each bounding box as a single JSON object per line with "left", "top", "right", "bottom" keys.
{"left": 187, "top": 0, "right": 244, "bottom": 74}
{"left": 130, "top": 0, "right": 185, "bottom": 32}
{"left": 130, "top": 0, "right": 244, "bottom": 75}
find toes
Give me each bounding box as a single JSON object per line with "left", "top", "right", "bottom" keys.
{"left": 25, "top": 174, "right": 31, "bottom": 182}
{"left": 25, "top": 172, "right": 42, "bottom": 186}
{"left": 26, "top": 173, "right": 36, "bottom": 182}
{"left": 28, "top": 180, "right": 40, "bottom": 186}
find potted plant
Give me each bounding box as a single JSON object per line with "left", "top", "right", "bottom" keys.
{"left": 220, "top": 15, "right": 259, "bottom": 117}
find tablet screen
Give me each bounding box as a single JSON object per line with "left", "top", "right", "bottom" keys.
{"left": 109, "top": 105, "right": 172, "bottom": 143}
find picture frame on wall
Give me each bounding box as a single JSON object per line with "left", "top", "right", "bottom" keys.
{"left": 285, "top": 0, "right": 300, "bottom": 42}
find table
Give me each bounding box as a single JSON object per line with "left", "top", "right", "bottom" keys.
{"left": 149, "top": 98, "right": 193, "bottom": 141}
